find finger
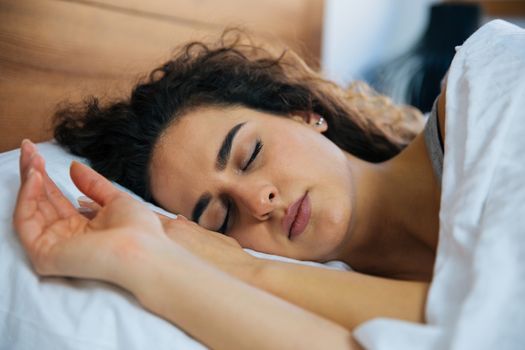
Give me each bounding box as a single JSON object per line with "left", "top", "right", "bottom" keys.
{"left": 70, "top": 161, "right": 124, "bottom": 206}
{"left": 155, "top": 212, "right": 187, "bottom": 225}
{"left": 44, "top": 180, "right": 78, "bottom": 219}
{"left": 176, "top": 214, "right": 188, "bottom": 221}
{"left": 77, "top": 196, "right": 102, "bottom": 211}
{"left": 14, "top": 169, "right": 45, "bottom": 248}
{"left": 78, "top": 207, "right": 98, "bottom": 220}
{"left": 30, "top": 152, "right": 77, "bottom": 219}
{"left": 19, "top": 140, "right": 37, "bottom": 183}
{"left": 20, "top": 142, "right": 68, "bottom": 208}
{"left": 36, "top": 195, "right": 61, "bottom": 224}
{"left": 30, "top": 148, "right": 60, "bottom": 191}
{"left": 77, "top": 196, "right": 101, "bottom": 220}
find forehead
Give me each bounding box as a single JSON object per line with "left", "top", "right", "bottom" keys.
{"left": 149, "top": 106, "right": 251, "bottom": 215}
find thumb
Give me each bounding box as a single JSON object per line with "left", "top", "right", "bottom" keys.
{"left": 70, "top": 161, "right": 124, "bottom": 206}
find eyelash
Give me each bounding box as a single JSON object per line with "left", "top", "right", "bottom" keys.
{"left": 218, "top": 139, "right": 264, "bottom": 234}
{"left": 242, "top": 139, "right": 263, "bottom": 171}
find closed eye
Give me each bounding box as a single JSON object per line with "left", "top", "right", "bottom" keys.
{"left": 242, "top": 139, "right": 263, "bottom": 171}
{"left": 219, "top": 139, "right": 263, "bottom": 234}
{"left": 218, "top": 200, "right": 231, "bottom": 234}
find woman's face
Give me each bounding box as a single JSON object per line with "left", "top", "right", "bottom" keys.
{"left": 150, "top": 106, "right": 354, "bottom": 261}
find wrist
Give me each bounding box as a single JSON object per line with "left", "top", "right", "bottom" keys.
{"left": 102, "top": 231, "right": 175, "bottom": 291}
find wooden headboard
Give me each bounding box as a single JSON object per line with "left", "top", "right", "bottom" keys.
{"left": 0, "top": 0, "right": 324, "bottom": 153}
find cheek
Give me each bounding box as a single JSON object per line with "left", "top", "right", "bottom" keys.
{"left": 272, "top": 130, "right": 343, "bottom": 169}
{"left": 267, "top": 137, "right": 316, "bottom": 172}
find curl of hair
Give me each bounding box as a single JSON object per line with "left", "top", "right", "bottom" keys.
{"left": 54, "top": 30, "right": 424, "bottom": 202}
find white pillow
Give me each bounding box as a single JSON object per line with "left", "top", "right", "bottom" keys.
{"left": 0, "top": 141, "right": 349, "bottom": 350}
{"left": 0, "top": 142, "right": 208, "bottom": 349}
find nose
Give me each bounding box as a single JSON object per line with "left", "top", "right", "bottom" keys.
{"left": 229, "top": 182, "right": 279, "bottom": 221}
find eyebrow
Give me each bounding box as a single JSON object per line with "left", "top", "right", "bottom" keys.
{"left": 191, "top": 122, "right": 246, "bottom": 223}
{"left": 216, "top": 122, "right": 246, "bottom": 171}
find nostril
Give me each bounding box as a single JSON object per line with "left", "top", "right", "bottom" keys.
{"left": 269, "top": 192, "right": 275, "bottom": 201}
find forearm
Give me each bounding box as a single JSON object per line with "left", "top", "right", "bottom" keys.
{"left": 250, "top": 260, "right": 429, "bottom": 331}
{"left": 116, "top": 242, "right": 359, "bottom": 350}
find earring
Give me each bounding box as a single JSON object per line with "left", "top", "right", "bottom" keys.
{"left": 315, "top": 117, "right": 325, "bottom": 127}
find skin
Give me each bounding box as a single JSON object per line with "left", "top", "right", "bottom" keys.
{"left": 13, "top": 141, "right": 358, "bottom": 349}
{"left": 150, "top": 105, "right": 441, "bottom": 280}
{"left": 13, "top": 85, "right": 448, "bottom": 348}
{"left": 150, "top": 108, "right": 353, "bottom": 262}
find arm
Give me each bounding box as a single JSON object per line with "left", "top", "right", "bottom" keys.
{"left": 124, "top": 240, "right": 361, "bottom": 350}
{"left": 137, "top": 217, "right": 428, "bottom": 334}
{"left": 14, "top": 141, "right": 361, "bottom": 350}
{"left": 135, "top": 209, "right": 429, "bottom": 332}
{"left": 81, "top": 198, "right": 428, "bottom": 334}
{"left": 249, "top": 260, "right": 429, "bottom": 331}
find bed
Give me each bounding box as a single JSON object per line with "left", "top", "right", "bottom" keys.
{"left": 2, "top": 2, "right": 525, "bottom": 349}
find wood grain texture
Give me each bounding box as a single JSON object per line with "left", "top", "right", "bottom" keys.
{"left": 0, "top": 0, "right": 324, "bottom": 152}
{"left": 84, "top": 0, "right": 323, "bottom": 57}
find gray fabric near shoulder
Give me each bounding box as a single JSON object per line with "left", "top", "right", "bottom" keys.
{"left": 424, "top": 98, "right": 443, "bottom": 185}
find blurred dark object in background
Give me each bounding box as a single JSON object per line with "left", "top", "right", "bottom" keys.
{"left": 369, "top": 3, "right": 482, "bottom": 113}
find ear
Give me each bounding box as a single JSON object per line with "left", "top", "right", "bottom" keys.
{"left": 290, "top": 112, "right": 328, "bottom": 133}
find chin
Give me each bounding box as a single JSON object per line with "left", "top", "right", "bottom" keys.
{"left": 315, "top": 222, "right": 349, "bottom": 260}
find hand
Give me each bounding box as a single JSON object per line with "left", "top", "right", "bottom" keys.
{"left": 160, "top": 216, "right": 259, "bottom": 282}
{"left": 13, "top": 140, "right": 169, "bottom": 285}
{"left": 78, "top": 193, "right": 259, "bottom": 283}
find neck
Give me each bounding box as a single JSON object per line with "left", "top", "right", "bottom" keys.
{"left": 336, "top": 133, "right": 440, "bottom": 280}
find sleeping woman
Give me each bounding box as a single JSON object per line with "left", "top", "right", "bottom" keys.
{"left": 13, "top": 21, "right": 525, "bottom": 349}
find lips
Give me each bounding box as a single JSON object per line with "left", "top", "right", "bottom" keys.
{"left": 282, "top": 192, "right": 311, "bottom": 239}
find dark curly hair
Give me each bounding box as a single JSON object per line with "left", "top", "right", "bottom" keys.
{"left": 54, "top": 31, "right": 423, "bottom": 203}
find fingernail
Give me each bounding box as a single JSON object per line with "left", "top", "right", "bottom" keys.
{"left": 78, "top": 207, "right": 96, "bottom": 219}
{"left": 21, "top": 139, "right": 31, "bottom": 152}
{"left": 27, "top": 168, "right": 35, "bottom": 178}
{"left": 77, "top": 195, "right": 93, "bottom": 204}
{"left": 22, "top": 139, "right": 35, "bottom": 150}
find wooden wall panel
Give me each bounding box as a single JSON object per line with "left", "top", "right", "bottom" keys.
{"left": 86, "top": 0, "right": 324, "bottom": 58}
{"left": 0, "top": 0, "right": 324, "bottom": 152}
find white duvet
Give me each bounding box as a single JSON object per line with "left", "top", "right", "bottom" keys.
{"left": 354, "top": 20, "right": 525, "bottom": 349}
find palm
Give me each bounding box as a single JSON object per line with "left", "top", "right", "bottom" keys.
{"left": 14, "top": 141, "right": 164, "bottom": 279}
{"left": 32, "top": 214, "right": 87, "bottom": 269}
{"left": 37, "top": 212, "right": 88, "bottom": 252}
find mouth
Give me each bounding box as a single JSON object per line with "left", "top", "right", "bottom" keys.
{"left": 282, "top": 192, "right": 311, "bottom": 240}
